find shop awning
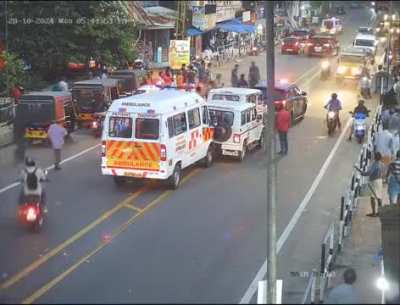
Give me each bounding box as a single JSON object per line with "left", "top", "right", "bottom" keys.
{"left": 187, "top": 27, "right": 203, "bottom": 36}
{"left": 216, "top": 19, "right": 255, "bottom": 33}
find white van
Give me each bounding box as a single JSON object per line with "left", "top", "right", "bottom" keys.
{"left": 207, "top": 87, "right": 266, "bottom": 116}
{"left": 320, "top": 18, "right": 343, "bottom": 35}
{"left": 353, "top": 33, "right": 377, "bottom": 55}
{"left": 101, "top": 89, "right": 214, "bottom": 189}
{"left": 207, "top": 101, "right": 264, "bottom": 161}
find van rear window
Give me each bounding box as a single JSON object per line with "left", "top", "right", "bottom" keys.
{"left": 109, "top": 117, "right": 133, "bottom": 138}
{"left": 212, "top": 94, "right": 240, "bottom": 101}
{"left": 135, "top": 118, "right": 159, "bottom": 140}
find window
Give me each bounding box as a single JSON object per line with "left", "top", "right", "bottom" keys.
{"left": 135, "top": 118, "right": 159, "bottom": 140}
{"left": 212, "top": 94, "right": 240, "bottom": 101}
{"left": 209, "top": 110, "right": 234, "bottom": 127}
{"left": 247, "top": 95, "right": 257, "bottom": 105}
{"left": 241, "top": 111, "right": 246, "bottom": 125}
{"left": 202, "top": 106, "right": 209, "bottom": 124}
{"left": 355, "top": 39, "right": 374, "bottom": 47}
{"left": 246, "top": 110, "right": 251, "bottom": 123}
{"left": 173, "top": 112, "right": 187, "bottom": 136}
{"left": 167, "top": 117, "right": 174, "bottom": 138}
{"left": 188, "top": 108, "right": 201, "bottom": 129}
{"left": 109, "top": 117, "right": 133, "bottom": 138}
{"left": 251, "top": 108, "right": 256, "bottom": 121}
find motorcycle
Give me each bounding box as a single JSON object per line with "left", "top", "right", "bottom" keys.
{"left": 92, "top": 113, "right": 105, "bottom": 138}
{"left": 360, "top": 76, "right": 372, "bottom": 99}
{"left": 321, "top": 60, "right": 331, "bottom": 80}
{"left": 17, "top": 170, "right": 48, "bottom": 232}
{"left": 350, "top": 111, "right": 369, "bottom": 144}
{"left": 249, "top": 45, "right": 259, "bottom": 56}
{"left": 326, "top": 110, "right": 338, "bottom": 136}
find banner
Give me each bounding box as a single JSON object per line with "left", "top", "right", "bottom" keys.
{"left": 168, "top": 39, "right": 190, "bottom": 70}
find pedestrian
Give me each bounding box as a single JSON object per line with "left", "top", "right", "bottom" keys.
{"left": 47, "top": 120, "right": 68, "bottom": 170}
{"left": 58, "top": 77, "right": 69, "bottom": 91}
{"left": 176, "top": 70, "right": 185, "bottom": 88}
{"left": 181, "top": 64, "right": 188, "bottom": 84}
{"left": 231, "top": 64, "right": 239, "bottom": 87}
{"left": 325, "top": 268, "right": 360, "bottom": 304}
{"left": 374, "top": 65, "right": 391, "bottom": 94}
{"left": 276, "top": 103, "right": 291, "bottom": 155}
{"left": 386, "top": 150, "right": 400, "bottom": 205}
{"left": 388, "top": 106, "right": 400, "bottom": 132}
{"left": 357, "top": 152, "right": 385, "bottom": 216}
{"left": 374, "top": 122, "right": 393, "bottom": 172}
{"left": 237, "top": 74, "right": 249, "bottom": 88}
{"left": 11, "top": 85, "right": 23, "bottom": 104}
{"left": 186, "top": 65, "right": 196, "bottom": 87}
{"left": 381, "top": 106, "right": 392, "bottom": 127}
{"left": 248, "top": 61, "right": 261, "bottom": 88}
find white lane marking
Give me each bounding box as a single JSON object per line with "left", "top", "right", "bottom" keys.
{"left": 0, "top": 144, "right": 100, "bottom": 195}
{"left": 294, "top": 64, "right": 320, "bottom": 85}
{"left": 239, "top": 118, "right": 352, "bottom": 304}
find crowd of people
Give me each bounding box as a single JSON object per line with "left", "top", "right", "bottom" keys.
{"left": 230, "top": 61, "right": 261, "bottom": 88}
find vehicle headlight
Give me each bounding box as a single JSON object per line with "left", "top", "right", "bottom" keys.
{"left": 355, "top": 125, "right": 364, "bottom": 131}
{"left": 380, "top": 37, "right": 387, "bottom": 43}
{"left": 328, "top": 111, "right": 336, "bottom": 119}
{"left": 321, "top": 61, "right": 330, "bottom": 69}
{"left": 352, "top": 67, "right": 361, "bottom": 75}
{"left": 337, "top": 66, "right": 346, "bottom": 74}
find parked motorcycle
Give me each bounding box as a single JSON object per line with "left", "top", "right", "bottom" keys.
{"left": 349, "top": 111, "right": 368, "bottom": 144}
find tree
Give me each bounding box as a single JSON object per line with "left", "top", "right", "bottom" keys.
{"left": 2, "top": 1, "right": 139, "bottom": 81}
{"left": 0, "top": 51, "right": 27, "bottom": 96}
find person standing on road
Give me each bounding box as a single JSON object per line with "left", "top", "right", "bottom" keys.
{"left": 248, "top": 61, "right": 261, "bottom": 88}
{"left": 386, "top": 150, "right": 400, "bottom": 205}
{"left": 357, "top": 152, "right": 384, "bottom": 216}
{"left": 237, "top": 74, "right": 249, "bottom": 88}
{"left": 47, "top": 120, "right": 68, "bottom": 170}
{"left": 276, "top": 103, "right": 291, "bottom": 155}
{"left": 325, "top": 268, "right": 360, "bottom": 304}
{"left": 374, "top": 123, "right": 393, "bottom": 172}
{"left": 231, "top": 64, "right": 239, "bottom": 87}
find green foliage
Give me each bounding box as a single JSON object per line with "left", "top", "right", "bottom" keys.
{"left": 0, "top": 51, "right": 27, "bottom": 96}
{"left": 4, "top": 1, "right": 139, "bottom": 81}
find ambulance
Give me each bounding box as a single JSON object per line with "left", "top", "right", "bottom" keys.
{"left": 101, "top": 89, "right": 215, "bottom": 189}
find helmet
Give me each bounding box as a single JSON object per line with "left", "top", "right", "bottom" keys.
{"left": 331, "top": 93, "right": 338, "bottom": 99}
{"left": 358, "top": 99, "right": 365, "bottom": 105}
{"left": 25, "top": 157, "right": 36, "bottom": 167}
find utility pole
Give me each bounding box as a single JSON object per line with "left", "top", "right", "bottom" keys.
{"left": 265, "top": 0, "right": 277, "bottom": 304}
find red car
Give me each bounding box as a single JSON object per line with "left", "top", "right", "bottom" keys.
{"left": 306, "top": 35, "right": 340, "bottom": 57}
{"left": 281, "top": 37, "right": 303, "bottom": 54}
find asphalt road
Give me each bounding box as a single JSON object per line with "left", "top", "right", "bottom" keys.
{"left": 0, "top": 4, "right": 378, "bottom": 304}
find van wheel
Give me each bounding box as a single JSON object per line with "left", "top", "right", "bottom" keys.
{"left": 168, "top": 163, "right": 182, "bottom": 190}
{"left": 202, "top": 145, "right": 214, "bottom": 168}
{"left": 113, "top": 176, "right": 126, "bottom": 186}
{"left": 239, "top": 142, "right": 247, "bottom": 162}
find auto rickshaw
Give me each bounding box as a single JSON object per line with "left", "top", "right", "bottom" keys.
{"left": 16, "top": 91, "right": 75, "bottom": 143}
{"left": 109, "top": 69, "right": 147, "bottom": 95}
{"left": 72, "top": 78, "right": 121, "bottom": 129}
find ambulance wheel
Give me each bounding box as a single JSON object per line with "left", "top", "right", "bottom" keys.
{"left": 168, "top": 163, "right": 182, "bottom": 190}
{"left": 239, "top": 142, "right": 247, "bottom": 162}
{"left": 113, "top": 176, "right": 126, "bottom": 186}
{"left": 202, "top": 145, "right": 214, "bottom": 168}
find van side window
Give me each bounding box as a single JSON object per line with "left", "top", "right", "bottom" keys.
{"left": 188, "top": 108, "right": 201, "bottom": 129}
{"left": 173, "top": 112, "right": 187, "bottom": 136}
{"left": 246, "top": 110, "right": 251, "bottom": 123}
{"left": 241, "top": 111, "right": 246, "bottom": 126}
{"left": 202, "top": 106, "right": 209, "bottom": 124}
{"left": 167, "top": 117, "right": 174, "bottom": 138}
{"left": 251, "top": 108, "right": 256, "bottom": 121}
{"left": 247, "top": 95, "right": 257, "bottom": 104}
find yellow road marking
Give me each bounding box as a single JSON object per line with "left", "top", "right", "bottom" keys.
{"left": 122, "top": 203, "right": 143, "bottom": 212}
{"left": 1, "top": 187, "right": 148, "bottom": 290}
{"left": 21, "top": 169, "right": 201, "bottom": 304}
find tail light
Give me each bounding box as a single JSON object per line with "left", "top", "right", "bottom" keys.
{"left": 295, "top": 41, "right": 299, "bottom": 46}
{"left": 233, "top": 134, "right": 241, "bottom": 143}
{"left": 26, "top": 207, "right": 37, "bottom": 221}
{"left": 101, "top": 141, "right": 106, "bottom": 157}
{"left": 92, "top": 121, "right": 99, "bottom": 129}
{"left": 160, "top": 144, "right": 167, "bottom": 161}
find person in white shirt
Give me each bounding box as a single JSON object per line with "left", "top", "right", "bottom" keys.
{"left": 47, "top": 121, "right": 68, "bottom": 170}
{"left": 374, "top": 123, "right": 394, "bottom": 172}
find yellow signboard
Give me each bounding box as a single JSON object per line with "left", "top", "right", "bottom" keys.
{"left": 168, "top": 39, "right": 190, "bottom": 70}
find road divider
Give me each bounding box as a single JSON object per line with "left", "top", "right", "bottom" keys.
{"left": 21, "top": 168, "right": 201, "bottom": 304}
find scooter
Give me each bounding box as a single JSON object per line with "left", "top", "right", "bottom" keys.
{"left": 349, "top": 111, "right": 368, "bottom": 144}
{"left": 326, "top": 110, "right": 338, "bottom": 136}
{"left": 321, "top": 60, "right": 331, "bottom": 80}
{"left": 17, "top": 171, "right": 49, "bottom": 232}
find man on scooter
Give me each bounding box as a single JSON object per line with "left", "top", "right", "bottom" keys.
{"left": 348, "top": 99, "right": 370, "bottom": 141}
{"left": 19, "top": 157, "right": 48, "bottom": 213}
{"left": 324, "top": 93, "right": 343, "bottom": 128}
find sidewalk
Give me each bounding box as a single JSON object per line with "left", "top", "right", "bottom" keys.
{"left": 326, "top": 193, "right": 385, "bottom": 303}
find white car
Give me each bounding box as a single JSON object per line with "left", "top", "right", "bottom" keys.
{"left": 207, "top": 101, "right": 264, "bottom": 161}
{"left": 353, "top": 33, "right": 377, "bottom": 55}
{"left": 320, "top": 18, "right": 343, "bottom": 35}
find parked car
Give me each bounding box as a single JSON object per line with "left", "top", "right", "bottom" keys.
{"left": 306, "top": 35, "right": 340, "bottom": 57}
{"left": 253, "top": 80, "right": 308, "bottom": 122}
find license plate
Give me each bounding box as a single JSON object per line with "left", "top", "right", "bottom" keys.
{"left": 315, "top": 47, "right": 322, "bottom": 52}
{"left": 223, "top": 150, "right": 239, "bottom": 156}
{"left": 25, "top": 130, "right": 47, "bottom": 139}
{"left": 286, "top": 48, "right": 293, "bottom": 51}
{"left": 124, "top": 172, "right": 144, "bottom": 178}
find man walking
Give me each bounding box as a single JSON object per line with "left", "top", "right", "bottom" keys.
{"left": 276, "top": 104, "right": 291, "bottom": 155}
{"left": 374, "top": 123, "right": 393, "bottom": 171}
{"left": 248, "top": 61, "right": 260, "bottom": 88}
{"left": 326, "top": 268, "right": 360, "bottom": 304}
{"left": 231, "top": 64, "right": 239, "bottom": 87}
{"left": 386, "top": 150, "right": 400, "bottom": 205}
{"left": 47, "top": 120, "right": 68, "bottom": 170}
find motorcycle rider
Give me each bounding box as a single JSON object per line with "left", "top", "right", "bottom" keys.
{"left": 348, "top": 99, "right": 370, "bottom": 141}
{"left": 324, "top": 93, "right": 343, "bottom": 129}
{"left": 19, "top": 157, "right": 48, "bottom": 213}
{"left": 359, "top": 75, "right": 372, "bottom": 99}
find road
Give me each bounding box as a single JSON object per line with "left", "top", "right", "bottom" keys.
{"left": 0, "top": 4, "right": 378, "bottom": 304}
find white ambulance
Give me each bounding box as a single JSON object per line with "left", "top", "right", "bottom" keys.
{"left": 207, "top": 101, "right": 264, "bottom": 161}
{"left": 101, "top": 89, "right": 215, "bottom": 189}
{"left": 207, "top": 87, "right": 266, "bottom": 116}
